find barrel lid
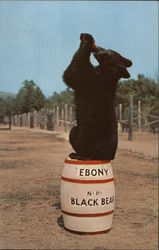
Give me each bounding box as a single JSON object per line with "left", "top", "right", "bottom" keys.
{"left": 65, "top": 157, "right": 111, "bottom": 165}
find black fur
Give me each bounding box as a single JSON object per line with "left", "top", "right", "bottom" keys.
{"left": 63, "top": 33, "right": 132, "bottom": 160}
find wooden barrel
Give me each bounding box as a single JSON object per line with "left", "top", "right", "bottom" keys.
{"left": 60, "top": 157, "right": 115, "bottom": 234}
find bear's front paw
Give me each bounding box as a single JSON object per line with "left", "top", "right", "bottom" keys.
{"left": 80, "top": 33, "right": 95, "bottom": 47}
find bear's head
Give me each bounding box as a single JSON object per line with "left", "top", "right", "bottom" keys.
{"left": 93, "top": 46, "right": 132, "bottom": 79}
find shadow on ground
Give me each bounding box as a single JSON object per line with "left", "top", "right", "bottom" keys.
{"left": 0, "top": 127, "right": 10, "bottom": 131}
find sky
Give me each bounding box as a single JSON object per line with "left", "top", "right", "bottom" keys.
{"left": 0, "top": 1, "right": 158, "bottom": 96}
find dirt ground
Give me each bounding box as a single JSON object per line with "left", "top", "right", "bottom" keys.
{"left": 0, "top": 126, "right": 158, "bottom": 249}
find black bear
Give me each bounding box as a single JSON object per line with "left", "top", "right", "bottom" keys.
{"left": 63, "top": 33, "right": 132, "bottom": 160}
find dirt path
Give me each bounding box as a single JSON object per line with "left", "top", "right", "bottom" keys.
{"left": 118, "top": 131, "right": 158, "bottom": 160}
{"left": 0, "top": 127, "right": 158, "bottom": 249}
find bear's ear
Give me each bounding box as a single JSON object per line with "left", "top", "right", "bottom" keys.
{"left": 118, "top": 56, "right": 132, "bottom": 78}
{"left": 118, "top": 65, "right": 130, "bottom": 79}
{"left": 121, "top": 57, "right": 132, "bottom": 68}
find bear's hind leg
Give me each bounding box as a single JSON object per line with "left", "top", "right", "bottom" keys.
{"left": 69, "top": 127, "right": 81, "bottom": 159}
{"left": 69, "top": 126, "right": 79, "bottom": 151}
{"left": 69, "top": 126, "right": 91, "bottom": 160}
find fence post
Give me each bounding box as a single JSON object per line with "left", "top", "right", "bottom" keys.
{"left": 8, "top": 114, "right": 11, "bottom": 130}
{"left": 27, "top": 113, "right": 30, "bottom": 127}
{"left": 20, "top": 115, "right": 23, "bottom": 127}
{"left": 119, "top": 104, "right": 122, "bottom": 132}
{"left": 69, "top": 105, "right": 73, "bottom": 129}
{"left": 119, "top": 104, "right": 122, "bottom": 122}
{"left": 12, "top": 115, "right": 15, "bottom": 126}
{"left": 17, "top": 114, "right": 20, "bottom": 126}
{"left": 53, "top": 107, "right": 56, "bottom": 129}
{"left": 44, "top": 110, "right": 47, "bottom": 129}
{"left": 14, "top": 114, "right": 17, "bottom": 126}
{"left": 51, "top": 109, "right": 55, "bottom": 130}
{"left": 22, "top": 114, "right": 24, "bottom": 127}
{"left": 34, "top": 111, "right": 37, "bottom": 128}
{"left": 128, "top": 95, "right": 133, "bottom": 141}
{"left": 56, "top": 106, "right": 60, "bottom": 128}
{"left": 65, "top": 104, "right": 68, "bottom": 132}
{"left": 61, "top": 108, "right": 64, "bottom": 130}
{"left": 138, "top": 100, "right": 141, "bottom": 132}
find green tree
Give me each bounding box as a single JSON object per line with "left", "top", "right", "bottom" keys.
{"left": 0, "top": 97, "right": 5, "bottom": 122}
{"left": 4, "top": 97, "right": 16, "bottom": 129}
{"left": 15, "top": 80, "right": 45, "bottom": 113}
{"left": 22, "top": 80, "right": 36, "bottom": 113}
{"left": 48, "top": 88, "right": 74, "bottom": 108}
{"left": 33, "top": 87, "right": 45, "bottom": 111}
{"left": 116, "top": 74, "right": 159, "bottom": 124}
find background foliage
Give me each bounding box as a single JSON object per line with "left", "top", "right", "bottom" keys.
{"left": 0, "top": 75, "right": 158, "bottom": 126}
